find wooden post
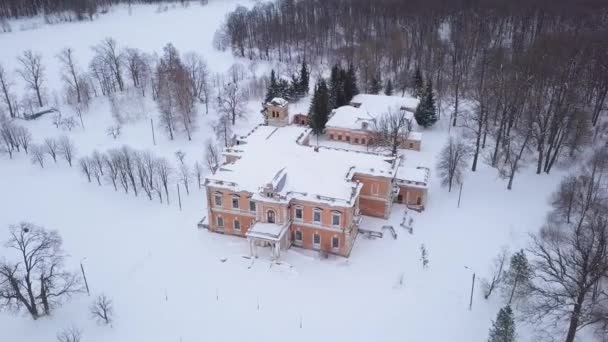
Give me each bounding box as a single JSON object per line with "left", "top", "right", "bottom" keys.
{"left": 150, "top": 118, "right": 156, "bottom": 146}
{"left": 177, "top": 183, "right": 182, "bottom": 211}
{"left": 469, "top": 272, "right": 475, "bottom": 311}
{"left": 457, "top": 182, "right": 463, "bottom": 208}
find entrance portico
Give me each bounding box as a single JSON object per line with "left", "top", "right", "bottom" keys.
{"left": 246, "top": 221, "right": 291, "bottom": 260}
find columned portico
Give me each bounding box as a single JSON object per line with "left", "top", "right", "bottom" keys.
{"left": 246, "top": 221, "right": 291, "bottom": 260}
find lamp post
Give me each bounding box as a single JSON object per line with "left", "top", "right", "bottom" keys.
{"left": 81, "top": 257, "right": 90, "bottom": 296}
{"left": 465, "top": 266, "right": 475, "bottom": 311}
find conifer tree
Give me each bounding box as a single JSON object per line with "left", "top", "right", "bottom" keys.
{"left": 414, "top": 80, "right": 438, "bottom": 128}
{"left": 385, "top": 79, "right": 394, "bottom": 96}
{"left": 504, "top": 250, "right": 531, "bottom": 304}
{"left": 412, "top": 67, "right": 423, "bottom": 98}
{"left": 299, "top": 59, "right": 310, "bottom": 96}
{"left": 265, "top": 69, "right": 278, "bottom": 102}
{"left": 344, "top": 63, "right": 359, "bottom": 102}
{"left": 488, "top": 306, "right": 515, "bottom": 342}
{"left": 369, "top": 74, "right": 382, "bottom": 94}
{"left": 309, "top": 79, "right": 330, "bottom": 136}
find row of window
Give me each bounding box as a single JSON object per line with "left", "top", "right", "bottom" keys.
{"left": 329, "top": 134, "right": 366, "bottom": 145}
{"left": 215, "top": 216, "right": 241, "bottom": 231}
{"left": 214, "top": 192, "right": 342, "bottom": 227}
{"left": 214, "top": 193, "right": 256, "bottom": 212}
{"left": 294, "top": 206, "right": 341, "bottom": 227}
{"left": 294, "top": 230, "right": 340, "bottom": 249}
{"left": 215, "top": 216, "right": 340, "bottom": 250}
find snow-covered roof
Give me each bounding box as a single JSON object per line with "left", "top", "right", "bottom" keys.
{"left": 351, "top": 94, "right": 418, "bottom": 114}
{"left": 326, "top": 94, "right": 419, "bottom": 131}
{"left": 408, "top": 132, "right": 422, "bottom": 141}
{"left": 246, "top": 222, "right": 289, "bottom": 241}
{"left": 396, "top": 166, "right": 430, "bottom": 188}
{"left": 267, "top": 97, "right": 288, "bottom": 107}
{"left": 206, "top": 126, "right": 397, "bottom": 207}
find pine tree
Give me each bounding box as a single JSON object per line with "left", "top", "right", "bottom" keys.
{"left": 309, "top": 79, "right": 330, "bottom": 136}
{"left": 369, "top": 74, "right": 382, "bottom": 94}
{"left": 277, "top": 78, "right": 290, "bottom": 100}
{"left": 504, "top": 250, "right": 531, "bottom": 304}
{"left": 488, "top": 306, "right": 515, "bottom": 342}
{"left": 329, "top": 64, "right": 341, "bottom": 108}
{"left": 414, "top": 80, "right": 438, "bottom": 128}
{"left": 289, "top": 73, "right": 300, "bottom": 99}
{"left": 344, "top": 63, "right": 359, "bottom": 102}
{"left": 385, "top": 79, "right": 394, "bottom": 96}
{"left": 265, "top": 70, "right": 278, "bottom": 102}
{"left": 412, "top": 67, "right": 423, "bottom": 98}
{"left": 299, "top": 60, "right": 310, "bottom": 96}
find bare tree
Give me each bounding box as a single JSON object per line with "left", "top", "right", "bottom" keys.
{"left": 124, "top": 48, "right": 151, "bottom": 96}
{"left": 13, "top": 125, "right": 32, "bottom": 154}
{"left": 372, "top": 107, "right": 412, "bottom": 156}
{"left": 214, "top": 112, "right": 233, "bottom": 148}
{"left": 30, "top": 144, "right": 45, "bottom": 168}
{"left": 155, "top": 157, "right": 171, "bottom": 204}
{"left": 102, "top": 152, "right": 119, "bottom": 191}
{"left": 56, "top": 326, "right": 82, "bottom": 342}
{"left": 437, "top": 136, "right": 470, "bottom": 192}
{"left": 44, "top": 137, "right": 58, "bottom": 163}
{"left": 0, "top": 63, "right": 17, "bottom": 118}
{"left": 183, "top": 51, "right": 211, "bottom": 113}
{"left": 0, "top": 115, "right": 16, "bottom": 158}
{"left": 57, "top": 48, "right": 83, "bottom": 104}
{"left": 58, "top": 135, "right": 76, "bottom": 167}
{"left": 483, "top": 248, "right": 509, "bottom": 299}
{"left": 90, "top": 294, "right": 113, "bottom": 325}
{"left": 193, "top": 161, "right": 203, "bottom": 188}
{"left": 79, "top": 157, "right": 92, "bottom": 183}
{"left": 205, "top": 139, "right": 220, "bottom": 174}
{"left": 526, "top": 150, "right": 608, "bottom": 342}
{"left": 216, "top": 82, "right": 245, "bottom": 125}
{"left": 136, "top": 151, "right": 156, "bottom": 200}
{"left": 17, "top": 50, "right": 46, "bottom": 108}
{"left": 0, "top": 222, "right": 81, "bottom": 319}
{"left": 92, "top": 38, "right": 124, "bottom": 92}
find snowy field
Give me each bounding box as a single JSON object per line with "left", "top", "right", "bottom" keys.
{"left": 0, "top": 2, "right": 567, "bottom": 341}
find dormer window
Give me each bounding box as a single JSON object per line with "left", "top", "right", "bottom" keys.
{"left": 267, "top": 192, "right": 273, "bottom": 198}
{"left": 361, "top": 122, "right": 369, "bottom": 130}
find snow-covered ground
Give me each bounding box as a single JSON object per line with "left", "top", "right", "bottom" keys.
{"left": 0, "top": 2, "right": 567, "bottom": 341}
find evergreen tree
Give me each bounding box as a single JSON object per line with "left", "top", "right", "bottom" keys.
{"left": 299, "top": 59, "right": 310, "bottom": 96}
{"left": 414, "top": 80, "right": 438, "bottom": 128}
{"left": 369, "top": 74, "right": 382, "bottom": 94}
{"left": 504, "top": 250, "right": 531, "bottom": 304}
{"left": 385, "top": 79, "right": 394, "bottom": 96}
{"left": 344, "top": 63, "right": 359, "bottom": 102}
{"left": 488, "top": 306, "right": 515, "bottom": 342}
{"left": 277, "top": 78, "right": 290, "bottom": 100}
{"left": 412, "top": 67, "right": 423, "bottom": 98}
{"left": 289, "top": 73, "right": 300, "bottom": 99}
{"left": 329, "top": 64, "right": 341, "bottom": 108}
{"left": 265, "top": 69, "right": 278, "bottom": 102}
{"left": 309, "top": 79, "right": 330, "bottom": 136}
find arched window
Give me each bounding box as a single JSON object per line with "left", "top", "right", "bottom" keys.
{"left": 267, "top": 210, "right": 276, "bottom": 223}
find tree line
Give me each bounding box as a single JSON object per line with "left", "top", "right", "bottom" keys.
{"left": 0, "top": 0, "right": 204, "bottom": 21}
{"left": 221, "top": 0, "right": 608, "bottom": 190}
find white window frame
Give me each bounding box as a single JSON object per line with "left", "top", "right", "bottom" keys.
{"left": 332, "top": 236, "right": 340, "bottom": 250}
{"left": 214, "top": 193, "right": 223, "bottom": 207}
{"left": 313, "top": 232, "right": 321, "bottom": 249}
{"left": 331, "top": 212, "right": 341, "bottom": 227}
{"left": 313, "top": 209, "right": 322, "bottom": 225}
{"left": 295, "top": 206, "right": 303, "bottom": 221}
{"left": 231, "top": 196, "right": 240, "bottom": 209}
{"left": 216, "top": 216, "right": 224, "bottom": 228}
{"left": 371, "top": 183, "right": 379, "bottom": 196}
{"left": 233, "top": 219, "right": 240, "bottom": 231}
{"left": 295, "top": 230, "right": 303, "bottom": 244}
{"left": 249, "top": 200, "right": 256, "bottom": 212}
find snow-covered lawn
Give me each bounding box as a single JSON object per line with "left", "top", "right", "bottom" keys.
{"left": 0, "top": 2, "right": 567, "bottom": 341}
